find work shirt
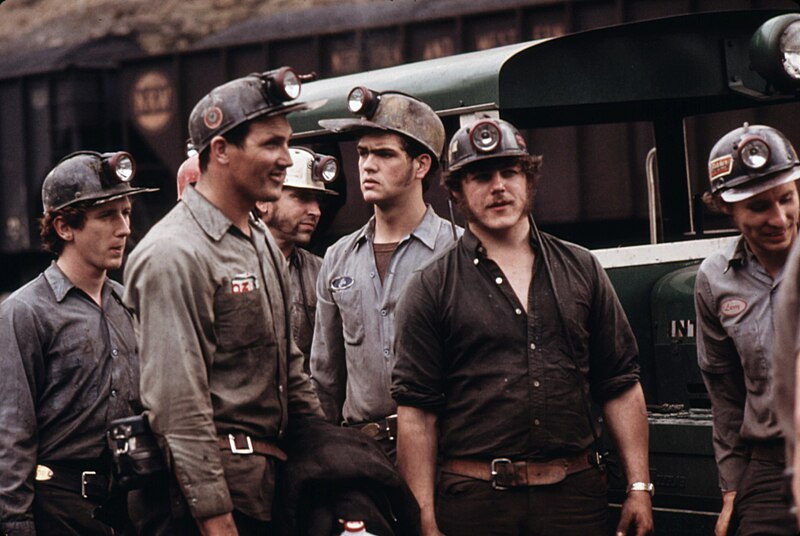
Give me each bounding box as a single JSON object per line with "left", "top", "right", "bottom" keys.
{"left": 288, "top": 247, "right": 322, "bottom": 370}
{"left": 0, "top": 263, "right": 139, "bottom": 535}
{"left": 310, "top": 205, "right": 460, "bottom": 425}
{"left": 123, "top": 185, "right": 322, "bottom": 521}
{"left": 773, "top": 238, "right": 800, "bottom": 468}
{"left": 391, "top": 225, "right": 640, "bottom": 460}
{"left": 695, "top": 236, "right": 784, "bottom": 491}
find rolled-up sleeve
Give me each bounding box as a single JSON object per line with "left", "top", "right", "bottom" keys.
{"left": 586, "top": 255, "right": 640, "bottom": 403}
{"left": 309, "top": 257, "right": 347, "bottom": 423}
{"left": 391, "top": 269, "right": 447, "bottom": 412}
{"left": 124, "top": 242, "right": 233, "bottom": 519}
{"left": 695, "top": 267, "right": 747, "bottom": 491}
{"left": 0, "top": 300, "right": 39, "bottom": 536}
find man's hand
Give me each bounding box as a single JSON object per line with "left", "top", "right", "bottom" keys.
{"left": 715, "top": 490, "right": 736, "bottom": 536}
{"left": 615, "top": 491, "right": 654, "bottom": 536}
{"left": 198, "top": 512, "right": 239, "bottom": 536}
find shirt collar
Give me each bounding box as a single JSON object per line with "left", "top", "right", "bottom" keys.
{"left": 44, "top": 261, "right": 116, "bottom": 304}
{"left": 181, "top": 185, "right": 236, "bottom": 242}
{"left": 44, "top": 262, "right": 75, "bottom": 302}
{"left": 461, "top": 216, "right": 540, "bottom": 257}
{"left": 724, "top": 235, "right": 752, "bottom": 273}
{"left": 354, "top": 205, "right": 442, "bottom": 251}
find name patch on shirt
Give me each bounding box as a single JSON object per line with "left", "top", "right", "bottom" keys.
{"left": 720, "top": 297, "right": 747, "bottom": 317}
{"left": 330, "top": 276, "right": 354, "bottom": 291}
{"left": 231, "top": 273, "right": 260, "bottom": 294}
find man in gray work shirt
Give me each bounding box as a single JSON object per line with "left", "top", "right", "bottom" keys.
{"left": 124, "top": 69, "right": 323, "bottom": 535}
{"left": 310, "top": 87, "right": 460, "bottom": 459}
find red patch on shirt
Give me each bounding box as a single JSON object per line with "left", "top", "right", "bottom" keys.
{"left": 231, "top": 273, "right": 259, "bottom": 294}
{"left": 720, "top": 298, "right": 747, "bottom": 317}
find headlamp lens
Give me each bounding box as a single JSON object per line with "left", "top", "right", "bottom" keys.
{"left": 348, "top": 87, "right": 368, "bottom": 114}
{"left": 782, "top": 21, "right": 800, "bottom": 80}
{"left": 318, "top": 156, "right": 339, "bottom": 183}
{"left": 109, "top": 152, "right": 136, "bottom": 182}
{"left": 470, "top": 121, "right": 502, "bottom": 153}
{"left": 281, "top": 69, "right": 301, "bottom": 100}
{"left": 739, "top": 138, "right": 771, "bottom": 170}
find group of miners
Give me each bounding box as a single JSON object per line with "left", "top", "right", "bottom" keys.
{"left": 1, "top": 63, "right": 799, "bottom": 536}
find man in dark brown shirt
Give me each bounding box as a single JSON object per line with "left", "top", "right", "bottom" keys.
{"left": 124, "top": 69, "right": 323, "bottom": 535}
{"left": 392, "top": 118, "right": 654, "bottom": 536}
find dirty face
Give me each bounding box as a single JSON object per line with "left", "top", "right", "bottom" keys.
{"left": 266, "top": 186, "right": 323, "bottom": 247}
{"left": 67, "top": 197, "right": 132, "bottom": 273}
{"left": 356, "top": 132, "right": 424, "bottom": 207}
{"left": 454, "top": 163, "right": 531, "bottom": 236}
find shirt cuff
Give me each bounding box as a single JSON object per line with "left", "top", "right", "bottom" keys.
{"left": 179, "top": 479, "right": 234, "bottom": 520}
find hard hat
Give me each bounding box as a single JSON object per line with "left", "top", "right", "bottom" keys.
{"left": 284, "top": 147, "right": 339, "bottom": 196}
{"left": 318, "top": 87, "right": 445, "bottom": 159}
{"left": 708, "top": 123, "right": 800, "bottom": 203}
{"left": 446, "top": 117, "right": 530, "bottom": 173}
{"left": 188, "top": 67, "right": 323, "bottom": 155}
{"left": 176, "top": 154, "right": 200, "bottom": 200}
{"left": 42, "top": 151, "right": 158, "bottom": 213}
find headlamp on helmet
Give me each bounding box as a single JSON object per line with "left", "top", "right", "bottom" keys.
{"left": 446, "top": 117, "right": 529, "bottom": 173}
{"left": 283, "top": 147, "right": 340, "bottom": 196}
{"left": 738, "top": 137, "right": 771, "bottom": 170}
{"left": 42, "top": 151, "right": 157, "bottom": 213}
{"left": 708, "top": 123, "right": 800, "bottom": 203}
{"left": 749, "top": 14, "right": 800, "bottom": 91}
{"left": 347, "top": 86, "right": 381, "bottom": 118}
{"left": 264, "top": 67, "right": 302, "bottom": 102}
{"left": 470, "top": 121, "right": 503, "bottom": 153}
{"left": 317, "top": 154, "right": 339, "bottom": 183}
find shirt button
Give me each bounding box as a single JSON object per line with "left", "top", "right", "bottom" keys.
{"left": 278, "top": 385, "right": 284, "bottom": 393}
{"left": 110, "top": 389, "right": 118, "bottom": 398}
{"left": 370, "top": 271, "right": 376, "bottom": 278}
{"left": 380, "top": 309, "right": 388, "bottom": 316}
{"left": 530, "top": 343, "right": 536, "bottom": 350}
{"left": 383, "top": 348, "right": 390, "bottom": 356}
{"left": 473, "top": 258, "right": 479, "bottom": 265}
{"left": 111, "top": 349, "right": 118, "bottom": 357}
{"left": 534, "top": 419, "right": 540, "bottom": 426}
{"left": 495, "top": 277, "right": 503, "bottom": 284}
{"left": 533, "top": 380, "right": 540, "bottom": 388}
{"left": 514, "top": 308, "right": 522, "bottom": 315}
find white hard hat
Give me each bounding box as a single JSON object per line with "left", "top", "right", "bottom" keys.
{"left": 285, "top": 147, "right": 339, "bottom": 195}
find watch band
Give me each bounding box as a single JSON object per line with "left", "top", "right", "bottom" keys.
{"left": 627, "top": 481, "right": 655, "bottom": 497}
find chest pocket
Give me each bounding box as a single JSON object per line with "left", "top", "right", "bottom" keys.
{"left": 214, "top": 288, "right": 271, "bottom": 352}
{"left": 731, "top": 320, "right": 769, "bottom": 382}
{"left": 332, "top": 288, "right": 365, "bottom": 346}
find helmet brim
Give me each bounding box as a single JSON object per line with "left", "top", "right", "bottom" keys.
{"left": 318, "top": 118, "right": 389, "bottom": 135}
{"left": 719, "top": 166, "right": 800, "bottom": 203}
{"left": 447, "top": 149, "right": 530, "bottom": 173}
{"left": 284, "top": 183, "right": 339, "bottom": 196}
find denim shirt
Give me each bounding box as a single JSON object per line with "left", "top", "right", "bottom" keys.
{"left": 310, "top": 205, "right": 461, "bottom": 424}
{"left": 696, "top": 236, "right": 784, "bottom": 491}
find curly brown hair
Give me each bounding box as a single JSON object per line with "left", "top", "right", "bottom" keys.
{"left": 39, "top": 204, "right": 90, "bottom": 255}
{"left": 443, "top": 154, "right": 543, "bottom": 195}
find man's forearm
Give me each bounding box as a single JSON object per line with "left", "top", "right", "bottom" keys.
{"left": 397, "top": 406, "right": 439, "bottom": 533}
{"left": 603, "top": 383, "right": 650, "bottom": 482}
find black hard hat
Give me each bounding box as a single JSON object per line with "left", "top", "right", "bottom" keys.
{"left": 708, "top": 123, "right": 800, "bottom": 203}
{"left": 319, "top": 87, "right": 445, "bottom": 159}
{"left": 446, "top": 117, "right": 529, "bottom": 173}
{"left": 42, "top": 151, "right": 158, "bottom": 213}
{"left": 188, "top": 67, "right": 323, "bottom": 155}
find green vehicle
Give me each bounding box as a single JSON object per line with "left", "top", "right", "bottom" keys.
{"left": 288, "top": 9, "right": 800, "bottom": 533}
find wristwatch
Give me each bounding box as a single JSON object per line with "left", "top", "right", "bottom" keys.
{"left": 627, "top": 481, "right": 655, "bottom": 497}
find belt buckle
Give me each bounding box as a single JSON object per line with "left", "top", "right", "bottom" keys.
{"left": 81, "top": 471, "right": 96, "bottom": 499}
{"left": 360, "top": 422, "right": 382, "bottom": 439}
{"left": 228, "top": 433, "right": 254, "bottom": 454}
{"left": 490, "top": 458, "right": 512, "bottom": 491}
{"left": 385, "top": 414, "right": 398, "bottom": 441}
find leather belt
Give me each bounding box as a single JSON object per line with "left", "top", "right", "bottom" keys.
{"left": 34, "top": 463, "right": 110, "bottom": 502}
{"left": 750, "top": 439, "right": 785, "bottom": 464}
{"left": 345, "top": 414, "right": 397, "bottom": 441}
{"left": 441, "top": 450, "right": 594, "bottom": 490}
{"left": 218, "top": 433, "right": 287, "bottom": 461}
